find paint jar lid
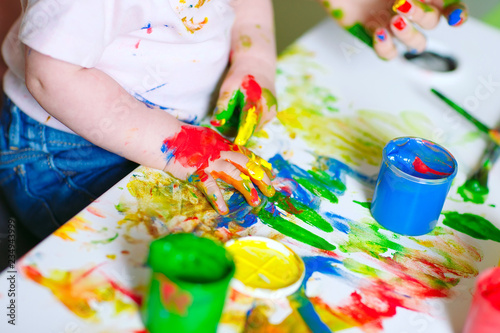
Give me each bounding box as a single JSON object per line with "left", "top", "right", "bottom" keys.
{"left": 225, "top": 236, "right": 305, "bottom": 299}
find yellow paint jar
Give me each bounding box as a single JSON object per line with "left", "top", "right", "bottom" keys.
{"left": 225, "top": 236, "right": 305, "bottom": 299}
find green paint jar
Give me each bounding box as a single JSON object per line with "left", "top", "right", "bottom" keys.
{"left": 141, "top": 233, "right": 235, "bottom": 333}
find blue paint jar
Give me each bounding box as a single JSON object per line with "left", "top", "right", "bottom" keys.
{"left": 370, "top": 137, "right": 457, "bottom": 236}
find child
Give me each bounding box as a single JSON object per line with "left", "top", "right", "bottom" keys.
{"left": 0, "top": 0, "right": 467, "bottom": 240}
{"left": 1, "top": 0, "right": 277, "bottom": 239}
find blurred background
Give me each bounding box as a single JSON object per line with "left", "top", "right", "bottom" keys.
{"left": 273, "top": 0, "right": 500, "bottom": 52}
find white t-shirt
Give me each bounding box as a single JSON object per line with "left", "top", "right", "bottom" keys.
{"left": 2, "top": 0, "right": 235, "bottom": 133}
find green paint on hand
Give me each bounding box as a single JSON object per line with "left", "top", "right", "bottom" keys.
{"left": 457, "top": 179, "right": 489, "bottom": 204}
{"left": 443, "top": 212, "right": 500, "bottom": 243}
{"left": 353, "top": 200, "right": 371, "bottom": 209}
{"left": 240, "top": 35, "right": 252, "bottom": 49}
{"left": 272, "top": 192, "right": 334, "bottom": 233}
{"left": 443, "top": 0, "right": 461, "bottom": 7}
{"left": 346, "top": 23, "right": 373, "bottom": 48}
{"left": 258, "top": 209, "right": 336, "bottom": 251}
{"left": 331, "top": 9, "right": 344, "bottom": 20}
{"left": 262, "top": 88, "right": 277, "bottom": 110}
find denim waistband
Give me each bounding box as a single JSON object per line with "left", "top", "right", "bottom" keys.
{"left": 0, "top": 95, "right": 94, "bottom": 169}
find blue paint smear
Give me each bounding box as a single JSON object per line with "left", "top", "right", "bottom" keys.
{"left": 145, "top": 83, "right": 167, "bottom": 93}
{"left": 269, "top": 155, "right": 321, "bottom": 209}
{"left": 314, "top": 155, "right": 377, "bottom": 187}
{"left": 141, "top": 23, "right": 152, "bottom": 31}
{"left": 302, "top": 256, "right": 343, "bottom": 286}
{"left": 323, "top": 212, "right": 350, "bottom": 234}
{"left": 216, "top": 192, "right": 259, "bottom": 228}
{"left": 293, "top": 292, "right": 333, "bottom": 333}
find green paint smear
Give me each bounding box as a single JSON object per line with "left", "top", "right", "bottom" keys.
{"left": 353, "top": 200, "right": 371, "bottom": 209}
{"left": 343, "top": 258, "right": 384, "bottom": 278}
{"left": 346, "top": 23, "right": 373, "bottom": 48}
{"left": 91, "top": 233, "right": 119, "bottom": 245}
{"left": 331, "top": 9, "right": 344, "bottom": 20}
{"left": 443, "top": 212, "right": 500, "bottom": 243}
{"left": 308, "top": 169, "right": 346, "bottom": 192}
{"left": 294, "top": 176, "right": 338, "bottom": 205}
{"left": 272, "top": 192, "right": 334, "bottom": 233}
{"left": 339, "top": 219, "right": 406, "bottom": 258}
{"left": 258, "top": 209, "right": 336, "bottom": 251}
{"left": 457, "top": 179, "right": 489, "bottom": 204}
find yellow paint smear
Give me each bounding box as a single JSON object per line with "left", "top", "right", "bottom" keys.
{"left": 226, "top": 239, "right": 304, "bottom": 290}
{"left": 54, "top": 216, "right": 94, "bottom": 241}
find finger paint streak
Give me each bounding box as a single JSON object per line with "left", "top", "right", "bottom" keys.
{"left": 21, "top": 265, "right": 141, "bottom": 321}
{"left": 442, "top": 212, "right": 500, "bottom": 242}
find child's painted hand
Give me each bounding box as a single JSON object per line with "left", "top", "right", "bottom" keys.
{"left": 320, "top": 0, "right": 468, "bottom": 60}
{"left": 161, "top": 125, "right": 275, "bottom": 214}
{"left": 210, "top": 67, "right": 277, "bottom": 146}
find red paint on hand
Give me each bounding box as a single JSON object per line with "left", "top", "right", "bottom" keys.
{"left": 393, "top": 17, "right": 407, "bottom": 31}
{"left": 395, "top": 0, "right": 412, "bottom": 13}
{"left": 162, "top": 126, "right": 234, "bottom": 170}
{"left": 413, "top": 156, "right": 452, "bottom": 176}
{"left": 242, "top": 75, "right": 262, "bottom": 103}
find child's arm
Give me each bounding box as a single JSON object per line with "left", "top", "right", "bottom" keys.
{"left": 25, "top": 48, "right": 275, "bottom": 214}
{"left": 319, "top": 0, "right": 468, "bottom": 60}
{"left": 210, "top": 0, "right": 277, "bottom": 146}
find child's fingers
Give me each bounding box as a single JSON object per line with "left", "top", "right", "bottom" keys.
{"left": 393, "top": 0, "right": 441, "bottom": 30}
{"left": 193, "top": 171, "right": 229, "bottom": 215}
{"left": 443, "top": 2, "right": 468, "bottom": 27}
{"left": 210, "top": 88, "right": 244, "bottom": 128}
{"left": 234, "top": 102, "right": 262, "bottom": 146}
{"left": 210, "top": 161, "right": 261, "bottom": 207}
{"left": 373, "top": 28, "right": 398, "bottom": 60}
{"left": 221, "top": 150, "right": 275, "bottom": 197}
{"left": 390, "top": 15, "right": 427, "bottom": 53}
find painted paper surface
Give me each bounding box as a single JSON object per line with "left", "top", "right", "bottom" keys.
{"left": 2, "top": 19, "right": 500, "bottom": 333}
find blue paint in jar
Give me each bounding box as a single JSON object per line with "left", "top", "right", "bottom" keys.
{"left": 370, "top": 137, "right": 457, "bottom": 236}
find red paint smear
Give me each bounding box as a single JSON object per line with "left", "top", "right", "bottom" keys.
{"left": 135, "top": 40, "right": 141, "bottom": 49}
{"left": 241, "top": 75, "right": 262, "bottom": 103}
{"left": 393, "top": 17, "right": 407, "bottom": 30}
{"left": 413, "top": 156, "right": 452, "bottom": 176}
{"left": 147, "top": 27, "right": 152, "bottom": 34}
{"left": 163, "top": 126, "right": 233, "bottom": 170}
{"left": 250, "top": 188, "right": 259, "bottom": 205}
{"left": 107, "top": 278, "right": 143, "bottom": 306}
{"left": 395, "top": 0, "right": 412, "bottom": 13}
{"left": 87, "top": 206, "right": 106, "bottom": 218}
{"left": 22, "top": 265, "right": 43, "bottom": 283}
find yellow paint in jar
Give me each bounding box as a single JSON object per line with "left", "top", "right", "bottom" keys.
{"left": 225, "top": 237, "right": 305, "bottom": 298}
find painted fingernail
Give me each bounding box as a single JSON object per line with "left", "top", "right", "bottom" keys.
{"left": 393, "top": 17, "right": 407, "bottom": 31}
{"left": 375, "top": 28, "right": 388, "bottom": 42}
{"left": 448, "top": 8, "right": 465, "bottom": 26}
{"left": 393, "top": 0, "right": 412, "bottom": 14}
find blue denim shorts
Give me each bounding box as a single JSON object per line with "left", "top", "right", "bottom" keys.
{"left": 0, "top": 95, "right": 137, "bottom": 239}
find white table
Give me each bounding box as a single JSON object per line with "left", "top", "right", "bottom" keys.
{"left": 1, "top": 18, "right": 500, "bottom": 333}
